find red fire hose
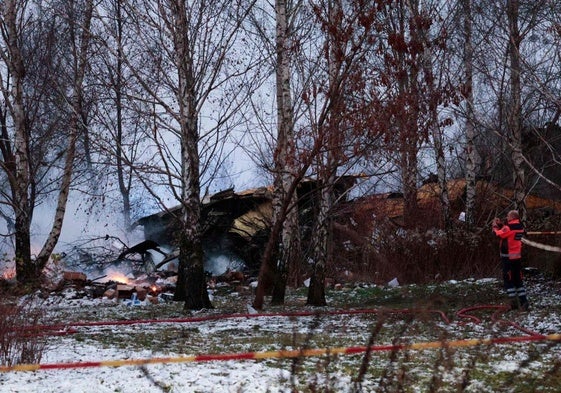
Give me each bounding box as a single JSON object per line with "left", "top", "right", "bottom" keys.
{"left": 16, "top": 304, "right": 538, "bottom": 338}
{"left": 4, "top": 304, "right": 550, "bottom": 373}
{"left": 17, "top": 307, "right": 450, "bottom": 336}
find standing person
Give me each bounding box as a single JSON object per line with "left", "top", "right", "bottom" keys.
{"left": 492, "top": 210, "right": 529, "bottom": 310}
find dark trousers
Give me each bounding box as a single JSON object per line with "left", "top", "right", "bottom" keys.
{"left": 501, "top": 257, "right": 528, "bottom": 306}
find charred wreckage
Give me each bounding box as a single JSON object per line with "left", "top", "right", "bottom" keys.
{"left": 44, "top": 176, "right": 560, "bottom": 303}
{"left": 45, "top": 177, "right": 358, "bottom": 302}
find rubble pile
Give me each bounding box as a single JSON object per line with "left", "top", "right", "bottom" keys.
{"left": 50, "top": 268, "right": 249, "bottom": 305}
{"left": 51, "top": 269, "right": 178, "bottom": 305}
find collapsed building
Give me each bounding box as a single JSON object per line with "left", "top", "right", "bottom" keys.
{"left": 133, "top": 177, "right": 358, "bottom": 275}
{"left": 131, "top": 177, "right": 561, "bottom": 283}
{"left": 37, "top": 176, "right": 561, "bottom": 300}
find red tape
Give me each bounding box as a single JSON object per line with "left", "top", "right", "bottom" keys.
{"left": 2, "top": 333, "right": 560, "bottom": 373}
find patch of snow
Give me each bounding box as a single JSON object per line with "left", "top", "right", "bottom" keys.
{"left": 2, "top": 276, "right": 561, "bottom": 392}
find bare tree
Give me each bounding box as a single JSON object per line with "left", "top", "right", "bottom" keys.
{"left": 0, "top": 0, "right": 94, "bottom": 285}
{"left": 111, "top": 0, "right": 132, "bottom": 229}
{"left": 376, "top": 0, "right": 428, "bottom": 227}
{"left": 402, "top": 0, "right": 458, "bottom": 231}
{"left": 462, "top": 0, "right": 477, "bottom": 228}
{"left": 89, "top": 0, "right": 158, "bottom": 232}
{"left": 35, "top": 0, "right": 95, "bottom": 272}
{"left": 269, "top": 0, "right": 302, "bottom": 304}
{"left": 505, "top": 0, "right": 526, "bottom": 219}
{"left": 0, "top": 0, "right": 31, "bottom": 282}
{"left": 467, "top": 1, "right": 553, "bottom": 219}
{"left": 251, "top": 0, "right": 382, "bottom": 308}
{"left": 94, "top": 0, "right": 134, "bottom": 230}
{"left": 115, "top": 0, "right": 258, "bottom": 310}
{"left": 249, "top": 0, "right": 318, "bottom": 310}
{"left": 170, "top": 0, "right": 210, "bottom": 308}
{"left": 306, "top": 0, "right": 345, "bottom": 307}
{"left": 304, "top": 0, "right": 381, "bottom": 306}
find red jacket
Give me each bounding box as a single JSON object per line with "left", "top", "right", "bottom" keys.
{"left": 493, "top": 219, "right": 525, "bottom": 259}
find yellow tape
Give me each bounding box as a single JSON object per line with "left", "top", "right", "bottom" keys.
{"left": 2, "top": 334, "right": 561, "bottom": 373}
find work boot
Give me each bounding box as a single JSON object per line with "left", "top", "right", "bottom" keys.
{"left": 520, "top": 301, "right": 530, "bottom": 311}
{"left": 509, "top": 299, "right": 519, "bottom": 310}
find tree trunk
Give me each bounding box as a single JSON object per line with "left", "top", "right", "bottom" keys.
{"left": 4, "top": 0, "right": 34, "bottom": 285}
{"left": 170, "top": 0, "right": 212, "bottom": 310}
{"left": 401, "top": 144, "right": 419, "bottom": 227}
{"left": 114, "top": 0, "right": 132, "bottom": 230}
{"left": 306, "top": 0, "right": 343, "bottom": 307}
{"left": 397, "top": 26, "right": 419, "bottom": 226}
{"left": 177, "top": 221, "right": 213, "bottom": 309}
{"left": 507, "top": 0, "right": 526, "bottom": 221}
{"left": 306, "top": 178, "right": 331, "bottom": 307}
{"left": 409, "top": 0, "right": 451, "bottom": 231}
{"left": 254, "top": 170, "right": 304, "bottom": 309}
{"left": 253, "top": 214, "right": 282, "bottom": 310}
{"left": 14, "top": 217, "right": 33, "bottom": 284}
{"left": 270, "top": 0, "right": 301, "bottom": 305}
{"left": 34, "top": 125, "right": 77, "bottom": 274}
{"left": 434, "top": 134, "right": 451, "bottom": 230}
{"left": 463, "top": 0, "right": 477, "bottom": 229}
{"left": 35, "top": 0, "right": 94, "bottom": 275}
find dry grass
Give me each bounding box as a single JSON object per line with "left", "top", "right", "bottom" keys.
{"left": 0, "top": 298, "right": 47, "bottom": 366}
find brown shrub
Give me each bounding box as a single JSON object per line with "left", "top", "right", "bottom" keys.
{"left": 0, "top": 298, "right": 47, "bottom": 366}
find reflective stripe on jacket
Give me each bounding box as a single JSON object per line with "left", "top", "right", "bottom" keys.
{"left": 493, "top": 219, "right": 525, "bottom": 260}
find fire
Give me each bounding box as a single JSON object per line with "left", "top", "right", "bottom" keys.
{"left": 2, "top": 268, "right": 16, "bottom": 280}
{"left": 109, "top": 273, "right": 129, "bottom": 284}
{"left": 103, "top": 269, "right": 130, "bottom": 284}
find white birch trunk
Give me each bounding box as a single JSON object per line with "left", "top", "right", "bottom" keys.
{"left": 171, "top": 0, "right": 212, "bottom": 310}
{"left": 307, "top": 0, "right": 343, "bottom": 306}
{"left": 4, "top": 0, "right": 33, "bottom": 283}
{"left": 507, "top": 0, "right": 526, "bottom": 220}
{"left": 36, "top": 0, "right": 94, "bottom": 274}
{"left": 463, "top": 0, "right": 477, "bottom": 228}
{"left": 270, "top": 0, "right": 301, "bottom": 304}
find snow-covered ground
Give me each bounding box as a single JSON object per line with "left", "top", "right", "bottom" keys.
{"left": 1, "top": 276, "right": 560, "bottom": 392}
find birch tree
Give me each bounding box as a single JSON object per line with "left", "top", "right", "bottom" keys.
{"left": 90, "top": 0, "right": 159, "bottom": 231}
{"left": 472, "top": 1, "right": 551, "bottom": 220}
{"left": 92, "top": 0, "right": 135, "bottom": 230}
{"left": 505, "top": 0, "right": 526, "bottom": 219}
{"left": 252, "top": 0, "right": 382, "bottom": 308}
{"left": 305, "top": 0, "right": 380, "bottom": 306}
{"left": 0, "top": 0, "right": 31, "bottom": 282}
{"left": 269, "top": 0, "right": 302, "bottom": 304}
{"left": 403, "top": 0, "right": 457, "bottom": 231}
{"left": 0, "top": 0, "right": 94, "bottom": 285}
{"left": 306, "top": 0, "right": 345, "bottom": 307}
{"left": 35, "top": 0, "right": 95, "bottom": 272}
{"left": 462, "top": 0, "right": 477, "bottom": 228}
{"left": 377, "top": 0, "right": 426, "bottom": 227}
{"left": 117, "top": 0, "right": 258, "bottom": 310}
{"left": 250, "top": 0, "right": 319, "bottom": 310}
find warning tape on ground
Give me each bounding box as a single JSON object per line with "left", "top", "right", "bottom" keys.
{"left": 522, "top": 237, "right": 561, "bottom": 253}
{"left": 1, "top": 333, "right": 560, "bottom": 373}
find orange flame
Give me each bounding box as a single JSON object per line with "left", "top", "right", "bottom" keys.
{"left": 2, "top": 268, "right": 16, "bottom": 280}
{"left": 105, "top": 271, "right": 130, "bottom": 284}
